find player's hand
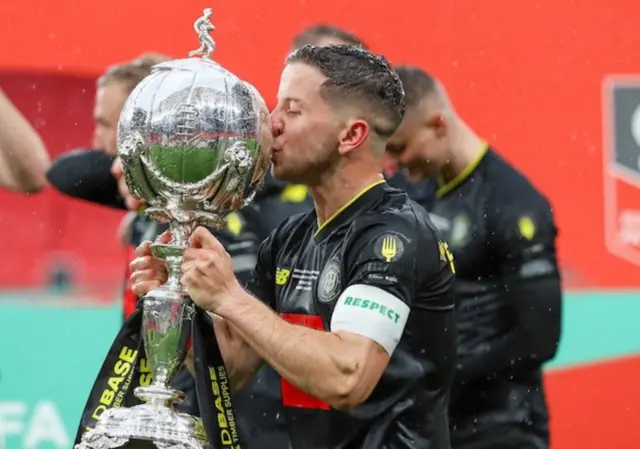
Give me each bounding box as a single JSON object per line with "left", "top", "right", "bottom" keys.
{"left": 181, "top": 226, "right": 241, "bottom": 312}
{"left": 111, "top": 157, "right": 145, "bottom": 211}
{"left": 130, "top": 231, "right": 171, "bottom": 296}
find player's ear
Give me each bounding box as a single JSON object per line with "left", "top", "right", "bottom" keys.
{"left": 426, "top": 113, "right": 447, "bottom": 138}
{"left": 338, "top": 119, "right": 369, "bottom": 156}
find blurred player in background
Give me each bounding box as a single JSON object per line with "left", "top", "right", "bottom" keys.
{"left": 386, "top": 66, "right": 562, "bottom": 449}
{"left": 47, "top": 53, "right": 169, "bottom": 211}
{"left": 290, "top": 24, "right": 367, "bottom": 50}
{"left": 0, "top": 87, "right": 50, "bottom": 193}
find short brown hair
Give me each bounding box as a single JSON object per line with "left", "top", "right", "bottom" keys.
{"left": 394, "top": 66, "right": 439, "bottom": 109}
{"left": 288, "top": 45, "right": 404, "bottom": 138}
{"left": 98, "top": 53, "right": 171, "bottom": 93}
{"left": 291, "top": 25, "right": 367, "bottom": 50}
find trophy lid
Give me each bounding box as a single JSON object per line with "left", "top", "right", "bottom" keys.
{"left": 116, "top": 6, "right": 272, "bottom": 229}
{"left": 150, "top": 7, "right": 231, "bottom": 76}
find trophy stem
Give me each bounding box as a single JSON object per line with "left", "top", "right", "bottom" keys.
{"left": 170, "top": 221, "right": 195, "bottom": 248}
{"left": 164, "top": 255, "right": 184, "bottom": 293}
{"left": 138, "top": 220, "right": 198, "bottom": 408}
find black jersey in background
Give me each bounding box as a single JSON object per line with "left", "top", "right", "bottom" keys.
{"left": 385, "top": 170, "right": 435, "bottom": 204}
{"left": 246, "top": 182, "right": 457, "bottom": 449}
{"left": 413, "top": 147, "right": 561, "bottom": 449}
{"left": 47, "top": 149, "right": 314, "bottom": 449}
{"left": 46, "top": 149, "right": 124, "bottom": 208}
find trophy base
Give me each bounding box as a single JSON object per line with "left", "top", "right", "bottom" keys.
{"left": 75, "top": 401, "right": 210, "bottom": 449}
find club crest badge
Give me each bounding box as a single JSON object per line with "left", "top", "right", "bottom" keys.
{"left": 317, "top": 260, "right": 342, "bottom": 303}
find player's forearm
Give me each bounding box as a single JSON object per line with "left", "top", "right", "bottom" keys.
{"left": 0, "top": 89, "right": 50, "bottom": 193}
{"left": 210, "top": 314, "right": 262, "bottom": 391}
{"left": 216, "top": 289, "right": 361, "bottom": 408}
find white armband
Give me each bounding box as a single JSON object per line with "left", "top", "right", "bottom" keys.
{"left": 330, "top": 284, "right": 410, "bottom": 355}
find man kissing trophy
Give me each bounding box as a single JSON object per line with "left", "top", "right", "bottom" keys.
{"left": 74, "top": 7, "right": 271, "bottom": 449}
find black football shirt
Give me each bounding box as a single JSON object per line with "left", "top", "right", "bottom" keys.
{"left": 246, "top": 181, "right": 457, "bottom": 449}
{"left": 417, "top": 148, "right": 561, "bottom": 444}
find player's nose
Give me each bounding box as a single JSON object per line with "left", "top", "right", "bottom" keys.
{"left": 270, "top": 111, "right": 284, "bottom": 138}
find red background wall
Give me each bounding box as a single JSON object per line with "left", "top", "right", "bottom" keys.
{"left": 2, "top": 0, "right": 639, "bottom": 289}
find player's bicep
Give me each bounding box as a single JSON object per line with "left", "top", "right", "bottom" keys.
{"left": 330, "top": 284, "right": 410, "bottom": 356}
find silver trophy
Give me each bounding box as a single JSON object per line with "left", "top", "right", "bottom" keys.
{"left": 75, "top": 7, "right": 271, "bottom": 449}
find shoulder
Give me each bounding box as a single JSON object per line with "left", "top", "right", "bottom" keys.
{"left": 484, "top": 151, "right": 554, "bottom": 218}
{"left": 344, "top": 189, "right": 440, "bottom": 269}
{"left": 260, "top": 209, "right": 314, "bottom": 255}
{"left": 482, "top": 151, "right": 557, "bottom": 247}
{"left": 352, "top": 187, "right": 439, "bottom": 243}
{"left": 274, "top": 210, "right": 313, "bottom": 238}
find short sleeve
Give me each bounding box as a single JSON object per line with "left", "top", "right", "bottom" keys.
{"left": 329, "top": 214, "right": 443, "bottom": 355}
{"left": 344, "top": 219, "right": 420, "bottom": 304}
{"left": 487, "top": 187, "right": 560, "bottom": 281}
{"left": 46, "top": 149, "right": 125, "bottom": 209}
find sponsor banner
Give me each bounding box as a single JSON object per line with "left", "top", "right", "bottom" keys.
{"left": 603, "top": 77, "right": 640, "bottom": 267}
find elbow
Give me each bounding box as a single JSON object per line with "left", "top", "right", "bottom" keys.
{"left": 20, "top": 174, "right": 48, "bottom": 194}
{"left": 13, "top": 174, "right": 47, "bottom": 194}
{"left": 19, "top": 153, "right": 51, "bottom": 194}
{"left": 325, "top": 372, "right": 370, "bottom": 411}
{"left": 540, "top": 328, "right": 561, "bottom": 362}
{"left": 525, "top": 326, "right": 561, "bottom": 364}
{"left": 7, "top": 159, "right": 50, "bottom": 194}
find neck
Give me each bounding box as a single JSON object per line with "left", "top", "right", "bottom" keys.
{"left": 440, "top": 120, "right": 485, "bottom": 183}
{"left": 310, "top": 162, "right": 384, "bottom": 226}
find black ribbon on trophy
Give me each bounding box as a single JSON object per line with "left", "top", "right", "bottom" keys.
{"left": 73, "top": 306, "right": 146, "bottom": 441}
{"left": 74, "top": 301, "right": 243, "bottom": 449}
{"left": 192, "top": 307, "right": 242, "bottom": 448}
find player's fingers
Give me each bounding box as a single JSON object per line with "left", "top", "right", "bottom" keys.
{"left": 195, "top": 256, "right": 216, "bottom": 274}
{"left": 181, "top": 259, "right": 195, "bottom": 274}
{"left": 183, "top": 247, "right": 203, "bottom": 262}
{"left": 181, "top": 269, "right": 199, "bottom": 288}
{"left": 152, "top": 259, "right": 168, "bottom": 276}
{"left": 183, "top": 248, "right": 196, "bottom": 261}
{"left": 189, "top": 226, "right": 223, "bottom": 251}
{"left": 130, "top": 268, "right": 156, "bottom": 285}
{"left": 183, "top": 247, "right": 215, "bottom": 263}
{"left": 132, "top": 279, "right": 161, "bottom": 297}
{"left": 130, "top": 255, "right": 153, "bottom": 272}
{"left": 134, "top": 241, "right": 152, "bottom": 258}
